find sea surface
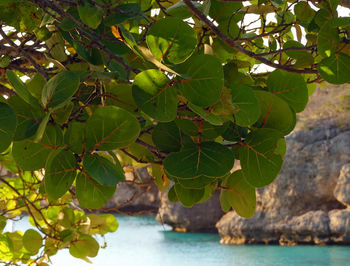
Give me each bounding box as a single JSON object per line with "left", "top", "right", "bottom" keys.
{"left": 7, "top": 215, "right": 350, "bottom": 266}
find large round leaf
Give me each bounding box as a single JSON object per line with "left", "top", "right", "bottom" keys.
{"left": 319, "top": 53, "right": 350, "bottom": 84}
{"left": 231, "top": 85, "right": 260, "bottom": 126}
{"left": 77, "top": 3, "right": 102, "bottom": 29}
{"left": 7, "top": 96, "right": 45, "bottom": 141}
{"left": 267, "top": 70, "right": 308, "bottom": 112}
{"left": 132, "top": 69, "right": 177, "bottom": 122}
{"left": 163, "top": 142, "right": 234, "bottom": 179}
{"left": 23, "top": 229, "right": 42, "bottom": 254}
{"left": 176, "top": 54, "right": 224, "bottom": 107}
{"left": 317, "top": 22, "right": 340, "bottom": 58}
{"left": 152, "top": 121, "right": 183, "bottom": 152}
{"left": 69, "top": 234, "right": 99, "bottom": 259}
{"left": 255, "top": 90, "right": 296, "bottom": 135}
{"left": 187, "top": 103, "right": 223, "bottom": 126}
{"left": 76, "top": 172, "right": 116, "bottom": 209}
{"left": 12, "top": 125, "right": 63, "bottom": 170}
{"left": 85, "top": 106, "right": 140, "bottom": 151}
{"left": 64, "top": 121, "right": 85, "bottom": 154}
{"left": 220, "top": 170, "right": 256, "bottom": 218}
{"left": 146, "top": 17, "right": 197, "bottom": 64}
{"left": 0, "top": 102, "right": 16, "bottom": 153}
{"left": 83, "top": 153, "right": 124, "bottom": 186}
{"left": 240, "top": 129, "right": 285, "bottom": 188}
{"left": 41, "top": 71, "right": 80, "bottom": 110}
{"left": 173, "top": 183, "right": 205, "bottom": 207}
{"left": 44, "top": 148, "right": 77, "bottom": 200}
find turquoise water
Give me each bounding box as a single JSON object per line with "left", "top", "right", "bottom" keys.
{"left": 9, "top": 215, "right": 350, "bottom": 266}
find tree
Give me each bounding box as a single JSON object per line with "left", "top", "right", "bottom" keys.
{"left": 0, "top": 0, "right": 349, "bottom": 264}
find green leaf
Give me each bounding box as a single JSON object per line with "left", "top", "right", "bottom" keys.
{"left": 318, "top": 22, "right": 340, "bottom": 58}
{"left": 6, "top": 70, "right": 39, "bottom": 107}
{"left": 83, "top": 153, "right": 124, "bottom": 186}
{"left": 41, "top": 71, "right": 80, "bottom": 110}
{"left": 267, "top": 70, "right": 308, "bottom": 112}
{"left": 176, "top": 54, "right": 224, "bottom": 107}
{"left": 294, "top": 2, "right": 315, "bottom": 25}
{"left": 8, "top": 95, "right": 45, "bottom": 141}
{"left": 12, "top": 125, "right": 63, "bottom": 170}
{"left": 152, "top": 122, "right": 183, "bottom": 152}
{"left": 69, "top": 234, "right": 99, "bottom": 258}
{"left": 255, "top": 90, "right": 296, "bottom": 135}
{"left": 23, "top": 229, "right": 42, "bottom": 254}
{"left": 220, "top": 170, "right": 256, "bottom": 218}
{"left": 105, "top": 83, "right": 137, "bottom": 113}
{"left": 0, "top": 103, "right": 16, "bottom": 153}
{"left": 85, "top": 106, "right": 140, "bottom": 151}
{"left": 319, "top": 53, "right": 350, "bottom": 84}
{"left": 163, "top": 142, "right": 234, "bottom": 179}
{"left": 168, "top": 185, "right": 179, "bottom": 202}
{"left": 231, "top": 85, "right": 260, "bottom": 126}
{"left": 64, "top": 121, "right": 85, "bottom": 154}
{"left": 132, "top": 69, "right": 177, "bottom": 122}
{"left": 77, "top": 3, "right": 102, "bottom": 29}
{"left": 188, "top": 103, "right": 223, "bottom": 126}
{"left": 33, "top": 112, "right": 50, "bottom": 142}
{"left": 176, "top": 174, "right": 216, "bottom": 189}
{"left": 104, "top": 4, "right": 143, "bottom": 26}
{"left": 240, "top": 128, "right": 285, "bottom": 188}
{"left": 166, "top": 1, "right": 203, "bottom": 19}
{"left": 76, "top": 172, "right": 116, "bottom": 209}
{"left": 0, "top": 216, "right": 6, "bottom": 233}
{"left": 146, "top": 17, "right": 197, "bottom": 64}
{"left": 44, "top": 148, "right": 77, "bottom": 200}
{"left": 283, "top": 41, "right": 313, "bottom": 60}
{"left": 174, "top": 183, "right": 205, "bottom": 207}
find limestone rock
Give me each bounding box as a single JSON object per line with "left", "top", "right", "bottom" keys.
{"left": 334, "top": 164, "right": 350, "bottom": 207}
{"left": 103, "top": 168, "right": 160, "bottom": 213}
{"left": 156, "top": 191, "right": 224, "bottom": 232}
{"left": 329, "top": 209, "right": 350, "bottom": 244}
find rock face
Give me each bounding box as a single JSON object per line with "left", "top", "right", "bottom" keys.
{"left": 216, "top": 85, "right": 350, "bottom": 245}
{"left": 102, "top": 167, "right": 160, "bottom": 213}
{"left": 156, "top": 191, "right": 224, "bottom": 232}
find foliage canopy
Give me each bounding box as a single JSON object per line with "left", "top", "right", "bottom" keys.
{"left": 0, "top": 0, "right": 349, "bottom": 264}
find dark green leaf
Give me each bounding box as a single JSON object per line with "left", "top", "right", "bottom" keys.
{"left": 76, "top": 172, "right": 116, "bottom": 209}
{"left": 77, "top": 3, "right": 102, "bottom": 29}
{"left": 188, "top": 103, "right": 223, "bottom": 126}
{"left": 0, "top": 103, "right": 16, "bottom": 153}
{"left": 319, "top": 53, "right": 350, "bottom": 84}
{"left": 152, "top": 122, "right": 183, "bottom": 152}
{"left": 132, "top": 69, "right": 177, "bottom": 122}
{"left": 176, "top": 54, "right": 224, "bottom": 107}
{"left": 45, "top": 148, "right": 77, "bottom": 200}
{"left": 240, "top": 128, "right": 285, "bottom": 188}
{"left": 83, "top": 153, "right": 124, "bottom": 186}
{"left": 174, "top": 183, "right": 205, "bottom": 207}
{"left": 85, "top": 106, "right": 140, "bottom": 151}
{"left": 146, "top": 17, "right": 197, "bottom": 64}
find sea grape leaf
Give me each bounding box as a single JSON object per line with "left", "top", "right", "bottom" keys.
{"left": 132, "top": 69, "right": 177, "bottom": 122}
{"left": 267, "top": 70, "right": 308, "bottom": 113}
{"left": 152, "top": 122, "right": 183, "bottom": 152}
{"left": 231, "top": 85, "right": 260, "bottom": 126}
{"left": 146, "top": 17, "right": 197, "bottom": 64}
{"left": 6, "top": 70, "right": 39, "bottom": 107}
{"left": 163, "top": 142, "right": 234, "bottom": 179}
{"left": 105, "top": 83, "right": 137, "bottom": 113}
{"left": 294, "top": 2, "right": 315, "bottom": 25}
{"left": 166, "top": 1, "right": 203, "bottom": 19}
{"left": 41, "top": 71, "right": 80, "bottom": 110}
{"left": 220, "top": 170, "right": 256, "bottom": 218}
{"left": 85, "top": 106, "right": 140, "bottom": 151}
{"left": 0, "top": 103, "right": 16, "bottom": 153}
{"left": 69, "top": 234, "right": 99, "bottom": 258}
{"left": 176, "top": 54, "right": 224, "bottom": 107}
{"left": 12, "top": 125, "right": 63, "bottom": 171}
{"left": 254, "top": 90, "right": 296, "bottom": 135}
{"left": 317, "top": 22, "right": 340, "bottom": 58}
{"left": 76, "top": 172, "right": 116, "bottom": 209}
{"left": 168, "top": 185, "right": 179, "bottom": 202}
{"left": 188, "top": 103, "right": 223, "bottom": 126}
{"left": 44, "top": 148, "right": 77, "bottom": 200}
{"left": 77, "top": 3, "right": 102, "bottom": 29}
{"left": 240, "top": 128, "right": 285, "bottom": 188}
{"left": 83, "top": 153, "right": 124, "bottom": 186}
{"left": 176, "top": 174, "right": 216, "bottom": 189}
{"left": 23, "top": 229, "right": 42, "bottom": 254}
{"left": 319, "top": 53, "right": 350, "bottom": 84}
{"left": 174, "top": 183, "right": 205, "bottom": 207}
{"left": 104, "top": 4, "right": 143, "bottom": 25}
{"left": 64, "top": 121, "right": 85, "bottom": 154}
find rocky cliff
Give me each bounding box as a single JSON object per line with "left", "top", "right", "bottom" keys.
{"left": 216, "top": 84, "right": 350, "bottom": 245}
